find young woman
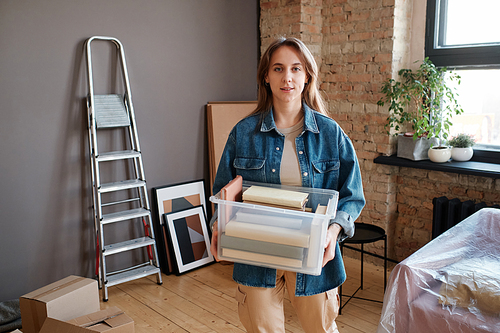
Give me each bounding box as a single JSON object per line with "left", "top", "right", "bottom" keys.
{"left": 210, "top": 37, "right": 365, "bottom": 333}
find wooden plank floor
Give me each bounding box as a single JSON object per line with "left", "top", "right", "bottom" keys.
{"left": 100, "top": 257, "right": 391, "bottom": 332}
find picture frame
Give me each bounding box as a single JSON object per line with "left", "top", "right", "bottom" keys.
{"left": 163, "top": 205, "right": 214, "bottom": 274}
{"left": 152, "top": 180, "right": 208, "bottom": 274}
{"left": 153, "top": 180, "right": 207, "bottom": 225}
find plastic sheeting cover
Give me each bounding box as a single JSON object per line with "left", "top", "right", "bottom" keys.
{"left": 378, "top": 208, "right": 500, "bottom": 333}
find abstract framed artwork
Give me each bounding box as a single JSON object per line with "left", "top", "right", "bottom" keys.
{"left": 153, "top": 180, "right": 207, "bottom": 225}
{"left": 163, "top": 205, "right": 214, "bottom": 274}
{"left": 152, "top": 180, "right": 208, "bottom": 274}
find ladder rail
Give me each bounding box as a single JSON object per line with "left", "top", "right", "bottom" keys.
{"left": 85, "top": 39, "right": 106, "bottom": 265}
{"left": 87, "top": 97, "right": 103, "bottom": 288}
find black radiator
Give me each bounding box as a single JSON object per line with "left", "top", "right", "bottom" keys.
{"left": 432, "top": 196, "right": 499, "bottom": 239}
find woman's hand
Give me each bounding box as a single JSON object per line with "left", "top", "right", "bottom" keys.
{"left": 210, "top": 221, "right": 220, "bottom": 261}
{"left": 322, "top": 223, "right": 341, "bottom": 267}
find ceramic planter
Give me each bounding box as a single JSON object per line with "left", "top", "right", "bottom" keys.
{"left": 397, "top": 134, "right": 439, "bottom": 161}
{"left": 428, "top": 146, "right": 451, "bottom": 163}
{"left": 451, "top": 147, "right": 473, "bottom": 161}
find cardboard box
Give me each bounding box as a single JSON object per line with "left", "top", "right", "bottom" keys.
{"left": 71, "top": 306, "right": 134, "bottom": 332}
{"left": 20, "top": 275, "right": 100, "bottom": 333}
{"left": 39, "top": 307, "right": 134, "bottom": 333}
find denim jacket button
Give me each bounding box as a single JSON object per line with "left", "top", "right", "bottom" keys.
{"left": 272, "top": 169, "right": 276, "bottom": 172}
{"left": 303, "top": 172, "right": 308, "bottom": 176}
{"left": 276, "top": 147, "right": 280, "bottom": 151}
{"left": 299, "top": 151, "right": 303, "bottom": 154}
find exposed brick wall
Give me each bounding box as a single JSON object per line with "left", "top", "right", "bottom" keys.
{"left": 259, "top": 0, "right": 499, "bottom": 264}
{"left": 395, "top": 171, "right": 500, "bottom": 259}
{"left": 260, "top": 0, "right": 323, "bottom": 55}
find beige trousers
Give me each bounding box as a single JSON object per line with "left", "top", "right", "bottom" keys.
{"left": 235, "top": 270, "right": 340, "bottom": 333}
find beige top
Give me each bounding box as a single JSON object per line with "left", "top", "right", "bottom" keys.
{"left": 277, "top": 118, "right": 303, "bottom": 186}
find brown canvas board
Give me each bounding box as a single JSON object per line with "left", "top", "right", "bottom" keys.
{"left": 206, "top": 102, "right": 256, "bottom": 196}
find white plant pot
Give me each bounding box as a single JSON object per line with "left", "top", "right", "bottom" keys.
{"left": 428, "top": 146, "right": 451, "bottom": 163}
{"left": 451, "top": 147, "right": 473, "bottom": 161}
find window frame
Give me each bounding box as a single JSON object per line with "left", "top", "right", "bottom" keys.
{"left": 425, "top": 0, "right": 500, "bottom": 158}
{"left": 425, "top": 0, "right": 500, "bottom": 68}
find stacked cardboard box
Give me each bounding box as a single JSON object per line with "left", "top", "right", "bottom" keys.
{"left": 19, "top": 275, "right": 134, "bottom": 333}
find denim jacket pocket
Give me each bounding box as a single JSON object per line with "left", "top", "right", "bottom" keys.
{"left": 311, "top": 159, "right": 340, "bottom": 188}
{"left": 234, "top": 157, "right": 266, "bottom": 182}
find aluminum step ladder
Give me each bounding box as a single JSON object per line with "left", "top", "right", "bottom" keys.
{"left": 85, "top": 36, "right": 162, "bottom": 301}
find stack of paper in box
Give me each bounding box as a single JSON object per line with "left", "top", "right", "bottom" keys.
{"left": 242, "top": 185, "right": 310, "bottom": 211}
{"left": 212, "top": 177, "right": 337, "bottom": 275}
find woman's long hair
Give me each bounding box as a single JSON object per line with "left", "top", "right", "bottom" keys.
{"left": 252, "top": 37, "right": 327, "bottom": 115}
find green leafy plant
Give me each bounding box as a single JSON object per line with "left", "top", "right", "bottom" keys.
{"left": 377, "top": 57, "right": 464, "bottom": 141}
{"left": 447, "top": 133, "right": 475, "bottom": 148}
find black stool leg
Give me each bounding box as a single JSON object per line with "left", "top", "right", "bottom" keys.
{"left": 360, "top": 243, "right": 364, "bottom": 290}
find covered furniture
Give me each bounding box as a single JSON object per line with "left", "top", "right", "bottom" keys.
{"left": 378, "top": 208, "right": 500, "bottom": 333}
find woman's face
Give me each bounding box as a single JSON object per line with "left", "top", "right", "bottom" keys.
{"left": 265, "top": 45, "right": 309, "bottom": 109}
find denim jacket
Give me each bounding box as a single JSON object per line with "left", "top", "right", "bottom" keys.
{"left": 212, "top": 103, "right": 365, "bottom": 296}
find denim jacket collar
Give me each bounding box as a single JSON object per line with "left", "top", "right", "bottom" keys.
{"left": 260, "top": 102, "right": 320, "bottom": 134}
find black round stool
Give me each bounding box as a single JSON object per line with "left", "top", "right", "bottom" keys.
{"left": 339, "top": 222, "right": 387, "bottom": 314}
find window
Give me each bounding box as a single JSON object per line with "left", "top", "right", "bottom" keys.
{"left": 426, "top": 0, "right": 500, "bottom": 151}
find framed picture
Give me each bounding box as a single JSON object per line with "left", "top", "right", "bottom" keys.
{"left": 153, "top": 180, "right": 207, "bottom": 225}
{"left": 163, "top": 205, "right": 214, "bottom": 274}
{"left": 152, "top": 180, "right": 208, "bottom": 274}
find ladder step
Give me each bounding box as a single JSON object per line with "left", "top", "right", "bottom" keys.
{"left": 100, "top": 179, "right": 146, "bottom": 193}
{"left": 102, "top": 198, "right": 140, "bottom": 207}
{"left": 94, "top": 94, "right": 131, "bottom": 128}
{"left": 97, "top": 150, "right": 141, "bottom": 162}
{"left": 102, "top": 208, "right": 150, "bottom": 224}
{"left": 104, "top": 237, "right": 156, "bottom": 256}
{"left": 106, "top": 264, "right": 160, "bottom": 287}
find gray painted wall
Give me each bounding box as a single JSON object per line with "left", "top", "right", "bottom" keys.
{"left": 0, "top": 0, "right": 258, "bottom": 301}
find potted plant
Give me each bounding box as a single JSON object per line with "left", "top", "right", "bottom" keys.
{"left": 448, "top": 133, "right": 475, "bottom": 161}
{"left": 377, "top": 57, "right": 463, "bottom": 160}
{"left": 427, "top": 145, "right": 452, "bottom": 163}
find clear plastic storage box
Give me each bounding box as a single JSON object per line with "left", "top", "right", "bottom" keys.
{"left": 210, "top": 181, "right": 339, "bottom": 276}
